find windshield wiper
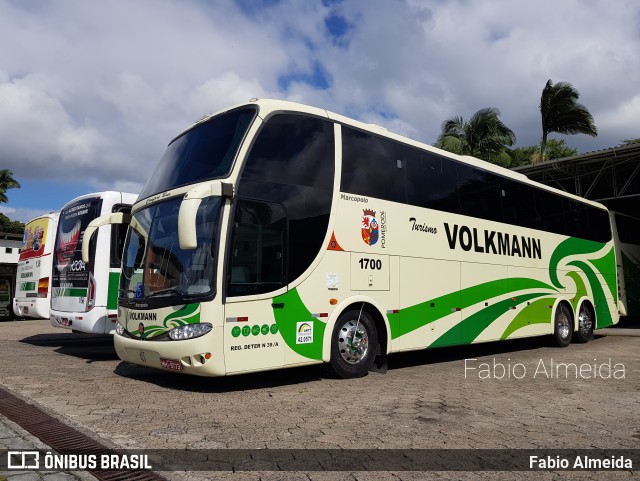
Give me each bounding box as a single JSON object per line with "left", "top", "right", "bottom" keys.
{"left": 145, "top": 287, "right": 187, "bottom": 298}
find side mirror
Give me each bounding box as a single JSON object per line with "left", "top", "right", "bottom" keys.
{"left": 178, "top": 182, "right": 233, "bottom": 249}
{"left": 82, "top": 212, "right": 131, "bottom": 262}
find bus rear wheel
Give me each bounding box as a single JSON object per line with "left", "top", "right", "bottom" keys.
{"left": 553, "top": 303, "right": 572, "bottom": 347}
{"left": 329, "top": 309, "right": 378, "bottom": 379}
{"left": 575, "top": 303, "right": 594, "bottom": 343}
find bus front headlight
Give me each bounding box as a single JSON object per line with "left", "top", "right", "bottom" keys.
{"left": 169, "top": 323, "right": 213, "bottom": 340}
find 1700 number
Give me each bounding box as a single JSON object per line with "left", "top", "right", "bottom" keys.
{"left": 358, "top": 258, "right": 382, "bottom": 270}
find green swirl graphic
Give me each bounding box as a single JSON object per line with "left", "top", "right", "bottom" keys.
{"left": 548, "top": 237, "right": 607, "bottom": 288}
{"left": 269, "top": 237, "right": 616, "bottom": 360}
{"left": 389, "top": 237, "right": 615, "bottom": 345}
{"left": 388, "top": 278, "right": 555, "bottom": 340}
{"left": 272, "top": 289, "right": 325, "bottom": 360}
{"left": 568, "top": 259, "right": 613, "bottom": 329}
{"left": 136, "top": 303, "right": 201, "bottom": 339}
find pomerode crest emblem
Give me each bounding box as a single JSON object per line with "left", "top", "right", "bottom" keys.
{"left": 361, "top": 209, "right": 379, "bottom": 246}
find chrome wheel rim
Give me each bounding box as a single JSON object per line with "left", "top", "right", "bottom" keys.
{"left": 557, "top": 310, "right": 571, "bottom": 339}
{"left": 578, "top": 306, "right": 593, "bottom": 336}
{"left": 337, "top": 320, "right": 369, "bottom": 364}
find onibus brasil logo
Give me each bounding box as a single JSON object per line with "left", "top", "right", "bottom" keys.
{"left": 361, "top": 209, "right": 379, "bottom": 246}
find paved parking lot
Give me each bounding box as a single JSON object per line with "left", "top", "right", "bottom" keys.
{"left": 0, "top": 319, "right": 638, "bottom": 480}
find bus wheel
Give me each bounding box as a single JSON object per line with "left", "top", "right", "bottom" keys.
{"left": 553, "top": 303, "right": 572, "bottom": 347}
{"left": 329, "top": 309, "right": 378, "bottom": 379}
{"left": 575, "top": 303, "right": 594, "bottom": 343}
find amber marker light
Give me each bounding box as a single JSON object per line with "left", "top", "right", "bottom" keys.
{"left": 329, "top": 298, "right": 338, "bottom": 305}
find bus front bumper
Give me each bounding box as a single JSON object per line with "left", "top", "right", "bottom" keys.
{"left": 113, "top": 328, "right": 225, "bottom": 377}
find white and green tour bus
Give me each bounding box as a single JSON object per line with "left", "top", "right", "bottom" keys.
{"left": 84, "top": 99, "right": 619, "bottom": 378}
{"left": 13, "top": 212, "right": 59, "bottom": 319}
{"left": 51, "top": 191, "right": 137, "bottom": 334}
{"left": 611, "top": 212, "right": 640, "bottom": 319}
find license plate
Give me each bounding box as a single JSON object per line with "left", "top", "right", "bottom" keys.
{"left": 160, "top": 358, "right": 182, "bottom": 371}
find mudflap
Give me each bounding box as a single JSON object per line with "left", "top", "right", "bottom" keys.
{"left": 369, "top": 354, "right": 388, "bottom": 374}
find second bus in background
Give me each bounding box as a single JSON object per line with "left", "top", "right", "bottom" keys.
{"left": 50, "top": 191, "right": 137, "bottom": 334}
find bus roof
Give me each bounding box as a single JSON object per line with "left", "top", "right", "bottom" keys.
{"left": 24, "top": 211, "right": 60, "bottom": 224}
{"left": 184, "top": 98, "right": 610, "bottom": 212}
{"left": 59, "top": 191, "right": 138, "bottom": 208}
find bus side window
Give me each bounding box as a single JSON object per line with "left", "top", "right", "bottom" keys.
{"left": 500, "top": 179, "right": 538, "bottom": 229}
{"left": 405, "top": 150, "right": 459, "bottom": 214}
{"left": 341, "top": 127, "right": 406, "bottom": 203}
{"left": 589, "top": 208, "right": 613, "bottom": 243}
{"left": 239, "top": 113, "right": 334, "bottom": 283}
{"left": 228, "top": 200, "right": 287, "bottom": 297}
{"left": 563, "top": 199, "right": 588, "bottom": 240}
{"left": 535, "top": 189, "right": 566, "bottom": 236}
{"left": 457, "top": 163, "right": 503, "bottom": 223}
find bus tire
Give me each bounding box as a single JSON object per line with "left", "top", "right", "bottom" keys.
{"left": 329, "top": 309, "right": 378, "bottom": 379}
{"left": 574, "top": 302, "right": 594, "bottom": 343}
{"left": 553, "top": 303, "right": 572, "bottom": 347}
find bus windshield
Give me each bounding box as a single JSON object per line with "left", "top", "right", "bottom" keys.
{"left": 138, "top": 106, "right": 256, "bottom": 200}
{"left": 120, "top": 197, "right": 223, "bottom": 306}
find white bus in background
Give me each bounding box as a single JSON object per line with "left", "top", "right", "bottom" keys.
{"left": 85, "top": 99, "right": 619, "bottom": 378}
{"left": 50, "top": 191, "right": 137, "bottom": 334}
{"left": 13, "top": 212, "right": 59, "bottom": 319}
{"left": 611, "top": 212, "right": 640, "bottom": 320}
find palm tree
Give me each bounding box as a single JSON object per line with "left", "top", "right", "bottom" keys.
{"left": 539, "top": 79, "right": 597, "bottom": 161}
{"left": 0, "top": 169, "right": 20, "bottom": 203}
{"left": 435, "top": 107, "right": 516, "bottom": 165}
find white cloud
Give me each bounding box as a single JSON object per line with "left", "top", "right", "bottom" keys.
{"left": 0, "top": 71, "right": 107, "bottom": 173}
{"left": 598, "top": 94, "right": 640, "bottom": 142}
{"left": 184, "top": 73, "right": 277, "bottom": 115}
{"left": 313, "top": 0, "right": 640, "bottom": 150}
{"left": 0, "top": 0, "right": 638, "bottom": 215}
{"left": 0, "top": 205, "right": 52, "bottom": 223}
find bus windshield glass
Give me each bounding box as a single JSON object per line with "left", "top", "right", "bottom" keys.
{"left": 138, "top": 107, "right": 257, "bottom": 200}
{"left": 119, "top": 197, "right": 222, "bottom": 306}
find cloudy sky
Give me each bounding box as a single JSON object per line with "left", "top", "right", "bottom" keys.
{"left": 1, "top": 0, "right": 639, "bottom": 222}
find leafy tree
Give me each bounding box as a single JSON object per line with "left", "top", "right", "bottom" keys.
{"left": 539, "top": 79, "right": 597, "bottom": 160}
{"left": 543, "top": 139, "right": 578, "bottom": 159}
{"left": 0, "top": 169, "right": 20, "bottom": 204}
{"left": 0, "top": 170, "right": 24, "bottom": 233}
{"left": 435, "top": 107, "right": 516, "bottom": 166}
{"left": 509, "top": 139, "right": 578, "bottom": 166}
{"left": 0, "top": 213, "right": 24, "bottom": 234}
{"left": 507, "top": 146, "right": 538, "bottom": 167}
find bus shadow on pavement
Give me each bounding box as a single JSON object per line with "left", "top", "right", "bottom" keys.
{"left": 20, "top": 333, "right": 119, "bottom": 362}
{"left": 111, "top": 334, "right": 578, "bottom": 393}
{"left": 113, "top": 361, "right": 327, "bottom": 393}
